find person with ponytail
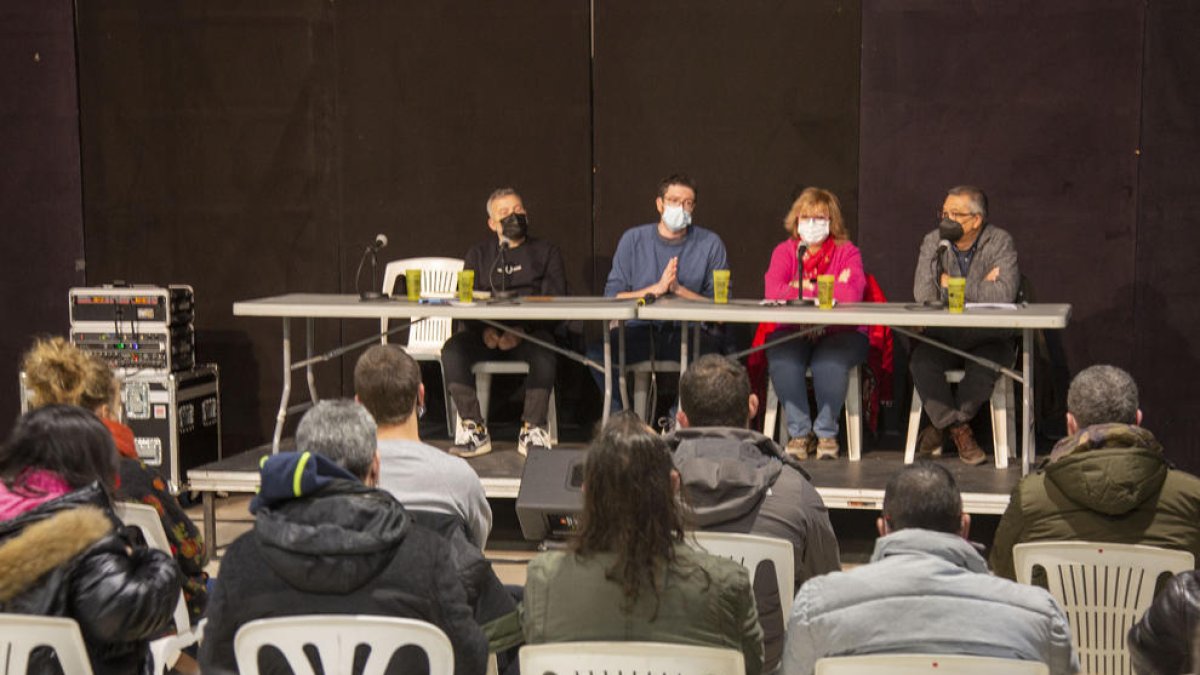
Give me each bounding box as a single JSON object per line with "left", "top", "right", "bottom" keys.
{"left": 21, "top": 337, "right": 209, "bottom": 622}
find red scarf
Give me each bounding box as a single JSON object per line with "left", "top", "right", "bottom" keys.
{"left": 799, "top": 238, "right": 837, "bottom": 284}
{"left": 102, "top": 417, "right": 139, "bottom": 460}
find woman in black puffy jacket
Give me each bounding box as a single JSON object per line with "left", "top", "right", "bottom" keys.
{"left": 1128, "top": 570, "right": 1200, "bottom": 675}
{"left": 0, "top": 405, "right": 181, "bottom": 675}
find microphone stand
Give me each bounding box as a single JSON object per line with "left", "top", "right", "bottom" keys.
{"left": 355, "top": 244, "right": 384, "bottom": 301}
{"left": 490, "top": 241, "right": 517, "bottom": 302}
{"left": 923, "top": 242, "right": 950, "bottom": 309}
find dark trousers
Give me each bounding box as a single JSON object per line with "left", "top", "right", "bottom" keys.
{"left": 586, "top": 322, "right": 721, "bottom": 413}
{"left": 909, "top": 328, "right": 1016, "bottom": 430}
{"left": 441, "top": 325, "right": 556, "bottom": 426}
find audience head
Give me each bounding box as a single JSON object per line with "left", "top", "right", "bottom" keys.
{"left": 354, "top": 344, "right": 423, "bottom": 427}
{"left": 295, "top": 400, "right": 379, "bottom": 485}
{"left": 22, "top": 337, "right": 120, "bottom": 418}
{"left": 0, "top": 404, "right": 118, "bottom": 494}
{"left": 1066, "top": 364, "right": 1141, "bottom": 433}
{"left": 576, "top": 411, "right": 689, "bottom": 610}
{"left": 677, "top": 354, "right": 757, "bottom": 429}
{"left": 879, "top": 461, "right": 968, "bottom": 538}
{"left": 784, "top": 187, "right": 850, "bottom": 243}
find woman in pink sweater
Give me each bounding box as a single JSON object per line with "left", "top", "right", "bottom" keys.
{"left": 763, "top": 188, "right": 867, "bottom": 460}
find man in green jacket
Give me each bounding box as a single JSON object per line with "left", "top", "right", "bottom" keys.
{"left": 989, "top": 365, "right": 1200, "bottom": 579}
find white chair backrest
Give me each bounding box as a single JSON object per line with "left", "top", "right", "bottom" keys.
{"left": 815, "top": 653, "right": 1049, "bottom": 674}
{"left": 382, "top": 257, "right": 464, "bottom": 299}
{"left": 690, "top": 531, "right": 796, "bottom": 620}
{"left": 1013, "top": 541, "right": 1195, "bottom": 675}
{"left": 0, "top": 614, "right": 95, "bottom": 675}
{"left": 520, "top": 641, "right": 744, "bottom": 675}
{"left": 234, "top": 615, "right": 454, "bottom": 675}
{"left": 113, "top": 502, "right": 191, "bottom": 637}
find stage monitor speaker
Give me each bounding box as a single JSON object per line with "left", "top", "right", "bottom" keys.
{"left": 516, "top": 447, "right": 587, "bottom": 541}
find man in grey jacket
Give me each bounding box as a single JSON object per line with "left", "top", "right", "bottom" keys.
{"left": 781, "top": 461, "right": 1078, "bottom": 675}
{"left": 670, "top": 354, "right": 841, "bottom": 673}
{"left": 911, "top": 185, "right": 1020, "bottom": 464}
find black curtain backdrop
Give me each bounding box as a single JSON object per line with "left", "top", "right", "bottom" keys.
{"left": 3, "top": 1, "right": 1198, "bottom": 471}
{"left": 0, "top": 0, "right": 84, "bottom": 433}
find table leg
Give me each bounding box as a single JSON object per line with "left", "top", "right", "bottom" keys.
{"left": 602, "top": 327, "right": 613, "bottom": 426}
{"left": 1022, "top": 328, "right": 1035, "bottom": 475}
{"left": 680, "top": 320, "right": 690, "bottom": 371}
{"left": 618, "top": 322, "right": 629, "bottom": 411}
{"left": 272, "top": 318, "right": 293, "bottom": 454}
{"left": 203, "top": 490, "right": 217, "bottom": 558}
{"left": 305, "top": 317, "right": 318, "bottom": 403}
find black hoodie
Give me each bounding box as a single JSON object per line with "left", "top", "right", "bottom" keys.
{"left": 199, "top": 452, "right": 487, "bottom": 675}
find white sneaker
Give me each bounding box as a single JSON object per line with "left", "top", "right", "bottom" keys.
{"left": 518, "top": 423, "right": 552, "bottom": 457}
{"left": 450, "top": 418, "right": 492, "bottom": 458}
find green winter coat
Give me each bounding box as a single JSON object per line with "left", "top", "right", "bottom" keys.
{"left": 520, "top": 543, "right": 764, "bottom": 675}
{"left": 990, "top": 424, "right": 1200, "bottom": 580}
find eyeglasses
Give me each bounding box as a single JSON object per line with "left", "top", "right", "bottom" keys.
{"left": 939, "top": 210, "right": 978, "bottom": 221}
{"left": 664, "top": 197, "right": 696, "bottom": 209}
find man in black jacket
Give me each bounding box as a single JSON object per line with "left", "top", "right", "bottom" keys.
{"left": 669, "top": 354, "right": 841, "bottom": 673}
{"left": 198, "top": 400, "right": 487, "bottom": 675}
{"left": 444, "top": 187, "right": 567, "bottom": 458}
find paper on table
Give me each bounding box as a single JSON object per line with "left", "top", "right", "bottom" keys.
{"left": 966, "top": 302, "right": 1020, "bottom": 310}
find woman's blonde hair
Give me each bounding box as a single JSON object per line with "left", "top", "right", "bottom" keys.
{"left": 22, "top": 337, "right": 118, "bottom": 413}
{"left": 784, "top": 187, "right": 851, "bottom": 242}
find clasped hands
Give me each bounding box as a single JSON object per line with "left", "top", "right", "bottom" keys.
{"left": 483, "top": 326, "right": 522, "bottom": 350}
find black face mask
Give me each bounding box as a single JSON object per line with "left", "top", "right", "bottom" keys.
{"left": 500, "top": 212, "right": 529, "bottom": 241}
{"left": 938, "top": 217, "right": 964, "bottom": 243}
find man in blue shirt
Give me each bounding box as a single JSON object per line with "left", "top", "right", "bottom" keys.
{"left": 590, "top": 174, "right": 729, "bottom": 416}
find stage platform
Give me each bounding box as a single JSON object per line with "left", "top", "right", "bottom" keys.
{"left": 188, "top": 440, "right": 1021, "bottom": 549}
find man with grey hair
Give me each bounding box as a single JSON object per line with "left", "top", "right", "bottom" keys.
{"left": 911, "top": 185, "right": 1020, "bottom": 465}
{"left": 199, "top": 400, "right": 488, "bottom": 675}
{"left": 441, "top": 187, "right": 567, "bottom": 458}
{"left": 989, "top": 365, "right": 1200, "bottom": 579}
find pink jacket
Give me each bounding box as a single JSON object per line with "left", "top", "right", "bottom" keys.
{"left": 763, "top": 238, "right": 867, "bottom": 334}
{"left": 0, "top": 470, "right": 73, "bottom": 521}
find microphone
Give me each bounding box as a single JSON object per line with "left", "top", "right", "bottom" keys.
{"left": 637, "top": 293, "right": 658, "bottom": 306}
{"left": 925, "top": 239, "right": 952, "bottom": 308}
{"left": 492, "top": 240, "right": 516, "bottom": 300}
{"left": 356, "top": 233, "right": 389, "bottom": 301}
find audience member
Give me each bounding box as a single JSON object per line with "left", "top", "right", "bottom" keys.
{"left": 1127, "top": 569, "right": 1200, "bottom": 675}
{"left": 0, "top": 405, "right": 181, "bottom": 675}
{"left": 521, "top": 412, "right": 764, "bottom": 674}
{"left": 355, "top": 344, "right": 519, "bottom": 658}
{"left": 355, "top": 343, "right": 492, "bottom": 549}
{"left": 21, "top": 336, "right": 209, "bottom": 621}
{"left": 989, "top": 365, "right": 1200, "bottom": 579}
{"left": 671, "top": 354, "right": 841, "bottom": 671}
{"left": 911, "top": 185, "right": 1020, "bottom": 465}
{"left": 782, "top": 461, "right": 1078, "bottom": 675}
{"left": 199, "top": 400, "right": 486, "bottom": 675}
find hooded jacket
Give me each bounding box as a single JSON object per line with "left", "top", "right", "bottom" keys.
{"left": 782, "top": 528, "right": 1078, "bottom": 675}
{"left": 669, "top": 426, "right": 841, "bottom": 673}
{"left": 0, "top": 482, "right": 181, "bottom": 675}
{"left": 198, "top": 452, "right": 487, "bottom": 675}
{"left": 989, "top": 424, "right": 1200, "bottom": 580}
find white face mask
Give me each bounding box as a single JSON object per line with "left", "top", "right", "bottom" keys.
{"left": 662, "top": 204, "right": 692, "bottom": 232}
{"left": 797, "top": 217, "right": 830, "bottom": 245}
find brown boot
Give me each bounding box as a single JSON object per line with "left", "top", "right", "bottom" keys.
{"left": 948, "top": 423, "right": 987, "bottom": 465}
{"left": 917, "top": 425, "right": 944, "bottom": 457}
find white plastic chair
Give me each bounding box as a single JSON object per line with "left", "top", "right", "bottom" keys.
{"left": 113, "top": 502, "right": 197, "bottom": 674}
{"left": 814, "top": 653, "right": 1049, "bottom": 674}
{"left": 1013, "top": 541, "right": 1194, "bottom": 675}
{"left": 903, "top": 369, "right": 1016, "bottom": 468}
{"left": 465, "top": 362, "right": 559, "bottom": 443}
{"left": 0, "top": 615, "right": 95, "bottom": 675}
{"left": 763, "top": 366, "right": 863, "bottom": 461}
{"left": 381, "top": 257, "right": 465, "bottom": 436}
{"left": 626, "top": 360, "right": 683, "bottom": 422}
{"left": 234, "top": 615, "right": 454, "bottom": 675}
{"left": 520, "top": 641, "right": 744, "bottom": 675}
{"left": 690, "top": 531, "right": 796, "bottom": 621}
